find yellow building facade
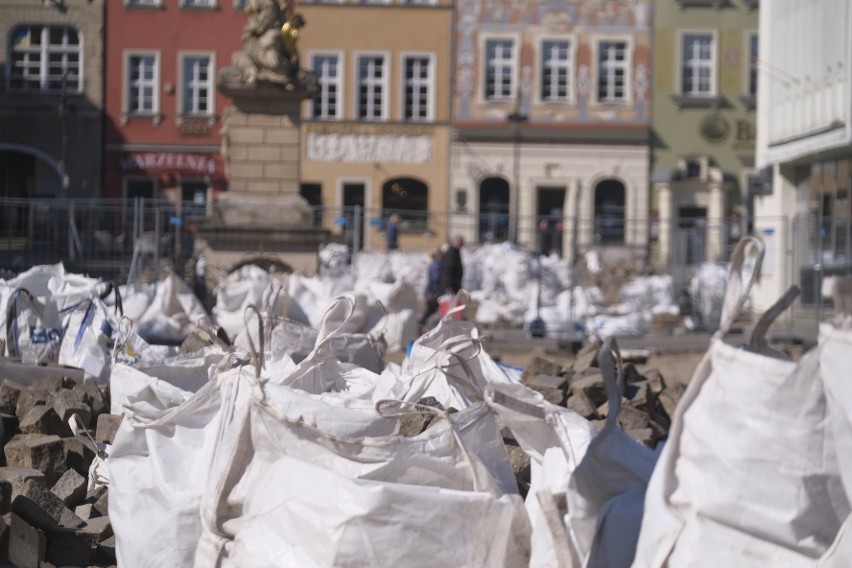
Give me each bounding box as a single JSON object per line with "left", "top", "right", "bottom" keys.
{"left": 298, "top": 0, "right": 453, "bottom": 253}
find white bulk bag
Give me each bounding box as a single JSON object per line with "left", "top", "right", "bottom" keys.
{"left": 59, "top": 298, "right": 174, "bottom": 382}
{"left": 403, "top": 295, "right": 517, "bottom": 393}
{"left": 212, "top": 265, "right": 283, "bottom": 341}
{"left": 109, "top": 363, "right": 250, "bottom": 568}
{"left": 268, "top": 317, "right": 318, "bottom": 363}
{"left": 485, "top": 382, "right": 598, "bottom": 568}
{"left": 377, "top": 335, "right": 490, "bottom": 410}
{"left": 0, "top": 264, "right": 102, "bottom": 356}
{"left": 566, "top": 338, "right": 657, "bottom": 568}
{"left": 817, "top": 278, "right": 852, "bottom": 566}
{"left": 286, "top": 272, "right": 349, "bottom": 330}
{"left": 4, "top": 288, "right": 64, "bottom": 364}
{"left": 633, "top": 237, "right": 850, "bottom": 567}
{"left": 196, "top": 367, "right": 525, "bottom": 567}
{"left": 312, "top": 295, "right": 386, "bottom": 374}
{"left": 119, "top": 272, "right": 207, "bottom": 343}
{"left": 358, "top": 280, "right": 419, "bottom": 353}
{"left": 109, "top": 347, "right": 227, "bottom": 415}
{"left": 221, "top": 456, "right": 528, "bottom": 568}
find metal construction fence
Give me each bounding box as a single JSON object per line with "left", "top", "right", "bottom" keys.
{"left": 0, "top": 197, "right": 849, "bottom": 332}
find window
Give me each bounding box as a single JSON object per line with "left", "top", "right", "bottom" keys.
{"left": 382, "top": 178, "right": 429, "bottom": 229}
{"left": 479, "top": 177, "right": 511, "bottom": 242}
{"left": 181, "top": 180, "right": 207, "bottom": 217}
{"left": 356, "top": 54, "right": 387, "bottom": 120}
{"left": 125, "top": 53, "right": 159, "bottom": 116}
{"left": 8, "top": 26, "right": 82, "bottom": 92}
{"left": 234, "top": 0, "right": 247, "bottom": 9}
{"left": 300, "top": 183, "right": 323, "bottom": 226}
{"left": 126, "top": 0, "right": 161, "bottom": 6}
{"left": 746, "top": 32, "right": 758, "bottom": 97}
{"left": 181, "top": 0, "right": 215, "bottom": 6}
{"left": 180, "top": 53, "right": 214, "bottom": 116}
{"left": 125, "top": 178, "right": 156, "bottom": 201}
{"left": 402, "top": 55, "right": 433, "bottom": 121}
{"left": 311, "top": 53, "right": 341, "bottom": 119}
{"left": 484, "top": 39, "right": 515, "bottom": 100}
{"left": 597, "top": 40, "right": 628, "bottom": 103}
{"left": 541, "top": 40, "right": 572, "bottom": 102}
{"left": 680, "top": 33, "right": 716, "bottom": 97}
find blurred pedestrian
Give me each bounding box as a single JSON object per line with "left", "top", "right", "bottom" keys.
{"left": 441, "top": 235, "right": 464, "bottom": 295}
{"left": 419, "top": 248, "right": 443, "bottom": 332}
{"left": 385, "top": 214, "right": 400, "bottom": 251}
{"left": 194, "top": 254, "right": 208, "bottom": 307}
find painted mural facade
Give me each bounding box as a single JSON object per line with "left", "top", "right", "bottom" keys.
{"left": 450, "top": 0, "right": 651, "bottom": 263}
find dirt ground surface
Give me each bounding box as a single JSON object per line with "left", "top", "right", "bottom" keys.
{"left": 391, "top": 330, "right": 711, "bottom": 388}
{"left": 482, "top": 343, "right": 707, "bottom": 387}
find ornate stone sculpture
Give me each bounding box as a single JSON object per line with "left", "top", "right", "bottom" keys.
{"left": 219, "top": 0, "right": 317, "bottom": 95}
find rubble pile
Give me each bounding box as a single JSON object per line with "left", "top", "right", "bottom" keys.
{"left": 0, "top": 374, "right": 116, "bottom": 567}
{"left": 518, "top": 341, "right": 684, "bottom": 449}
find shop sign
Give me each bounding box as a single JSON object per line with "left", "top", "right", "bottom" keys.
{"left": 120, "top": 152, "right": 217, "bottom": 175}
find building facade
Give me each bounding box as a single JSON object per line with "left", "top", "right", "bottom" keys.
{"left": 450, "top": 0, "right": 651, "bottom": 263}
{"left": 0, "top": 0, "right": 104, "bottom": 200}
{"left": 650, "top": 0, "right": 758, "bottom": 275}
{"left": 755, "top": 0, "right": 852, "bottom": 310}
{"left": 103, "top": 0, "right": 250, "bottom": 209}
{"left": 297, "top": 0, "right": 454, "bottom": 253}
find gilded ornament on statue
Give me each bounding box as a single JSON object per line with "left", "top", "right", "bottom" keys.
{"left": 218, "top": 0, "right": 317, "bottom": 96}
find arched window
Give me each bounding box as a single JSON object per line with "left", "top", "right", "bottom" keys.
{"left": 8, "top": 25, "right": 82, "bottom": 92}
{"left": 382, "top": 177, "right": 428, "bottom": 229}
{"left": 594, "top": 179, "right": 626, "bottom": 244}
{"left": 479, "top": 176, "right": 510, "bottom": 242}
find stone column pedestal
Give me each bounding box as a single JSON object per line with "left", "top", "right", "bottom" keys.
{"left": 706, "top": 181, "right": 724, "bottom": 262}
{"left": 655, "top": 182, "right": 673, "bottom": 267}
{"left": 196, "top": 77, "right": 336, "bottom": 274}
{"left": 217, "top": 86, "right": 312, "bottom": 226}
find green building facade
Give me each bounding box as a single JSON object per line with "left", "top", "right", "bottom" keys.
{"left": 650, "top": 0, "right": 758, "bottom": 273}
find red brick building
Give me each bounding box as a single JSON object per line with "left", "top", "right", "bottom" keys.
{"left": 103, "top": 0, "right": 250, "bottom": 207}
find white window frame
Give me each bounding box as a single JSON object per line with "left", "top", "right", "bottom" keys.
{"left": 233, "top": 0, "right": 247, "bottom": 9}
{"left": 7, "top": 25, "right": 84, "bottom": 93}
{"left": 125, "top": 0, "right": 162, "bottom": 7}
{"left": 179, "top": 0, "right": 216, "bottom": 7}
{"left": 745, "top": 30, "right": 758, "bottom": 97}
{"left": 354, "top": 52, "right": 389, "bottom": 121}
{"left": 535, "top": 35, "right": 574, "bottom": 104}
{"left": 178, "top": 51, "right": 215, "bottom": 118}
{"left": 309, "top": 50, "right": 344, "bottom": 120}
{"left": 592, "top": 36, "right": 633, "bottom": 105}
{"left": 123, "top": 50, "right": 160, "bottom": 120}
{"left": 480, "top": 34, "right": 518, "bottom": 103}
{"left": 399, "top": 52, "right": 435, "bottom": 122}
{"left": 677, "top": 29, "right": 718, "bottom": 98}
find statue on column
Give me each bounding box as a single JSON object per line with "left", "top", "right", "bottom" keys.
{"left": 219, "top": 0, "right": 317, "bottom": 95}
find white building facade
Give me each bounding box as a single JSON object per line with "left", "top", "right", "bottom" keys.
{"left": 755, "top": 0, "right": 852, "bottom": 310}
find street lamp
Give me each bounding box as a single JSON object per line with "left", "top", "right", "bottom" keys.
{"left": 507, "top": 100, "right": 528, "bottom": 244}
{"left": 58, "top": 70, "right": 70, "bottom": 198}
